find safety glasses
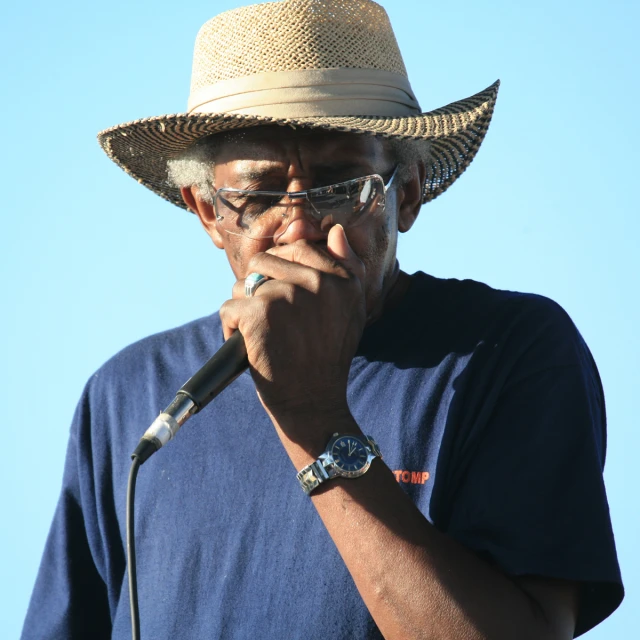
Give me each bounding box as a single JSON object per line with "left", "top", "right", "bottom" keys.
{"left": 210, "top": 166, "right": 398, "bottom": 239}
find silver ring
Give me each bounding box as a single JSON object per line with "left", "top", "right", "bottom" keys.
{"left": 245, "top": 272, "right": 268, "bottom": 297}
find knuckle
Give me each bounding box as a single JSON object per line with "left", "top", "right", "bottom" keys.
{"left": 307, "top": 270, "right": 323, "bottom": 294}
{"left": 219, "top": 300, "right": 233, "bottom": 323}
{"left": 254, "top": 283, "right": 297, "bottom": 321}
{"left": 282, "top": 282, "right": 297, "bottom": 304}
{"left": 252, "top": 294, "right": 270, "bottom": 319}
{"left": 232, "top": 280, "right": 245, "bottom": 298}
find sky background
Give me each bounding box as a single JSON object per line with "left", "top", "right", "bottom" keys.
{"left": 1, "top": 0, "right": 638, "bottom": 637}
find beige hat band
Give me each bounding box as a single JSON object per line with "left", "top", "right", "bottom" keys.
{"left": 187, "top": 68, "right": 422, "bottom": 118}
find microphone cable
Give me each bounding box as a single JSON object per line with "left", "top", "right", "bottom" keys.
{"left": 126, "top": 331, "right": 248, "bottom": 639}
{"left": 127, "top": 457, "right": 141, "bottom": 640}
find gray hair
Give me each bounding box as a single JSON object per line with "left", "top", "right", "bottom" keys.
{"left": 167, "top": 132, "right": 429, "bottom": 204}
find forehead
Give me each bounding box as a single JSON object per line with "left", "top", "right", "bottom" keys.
{"left": 210, "top": 126, "right": 389, "bottom": 166}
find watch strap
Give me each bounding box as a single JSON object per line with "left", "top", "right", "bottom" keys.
{"left": 296, "top": 458, "right": 329, "bottom": 495}
{"left": 296, "top": 435, "right": 380, "bottom": 496}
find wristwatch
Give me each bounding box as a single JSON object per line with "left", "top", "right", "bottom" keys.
{"left": 296, "top": 433, "right": 382, "bottom": 495}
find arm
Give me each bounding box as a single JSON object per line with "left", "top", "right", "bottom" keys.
{"left": 219, "top": 227, "right": 588, "bottom": 640}
{"left": 21, "top": 387, "right": 113, "bottom": 640}
{"left": 275, "top": 412, "right": 579, "bottom": 640}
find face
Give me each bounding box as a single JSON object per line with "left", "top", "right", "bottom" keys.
{"left": 181, "top": 126, "right": 424, "bottom": 317}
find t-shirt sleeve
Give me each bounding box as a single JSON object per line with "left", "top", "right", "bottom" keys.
{"left": 441, "top": 295, "right": 623, "bottom": 637}
{"left": 21, "top": 384, "right": 115, "bottom": 639}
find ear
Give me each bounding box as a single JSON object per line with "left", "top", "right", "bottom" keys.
{"left": 397, "top": 161, "right": 426, "bottom": 233}
{"left": 180, "top": 186, "right": 226, "bottom": 250}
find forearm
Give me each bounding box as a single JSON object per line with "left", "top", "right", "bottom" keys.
{"left": 275, "top": 412, "right": 567, "bottom": 640}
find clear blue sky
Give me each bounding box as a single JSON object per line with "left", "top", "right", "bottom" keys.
{"left": 1, "top": 0, "right": 638, "bottom": 637}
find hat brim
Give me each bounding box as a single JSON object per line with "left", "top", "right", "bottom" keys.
{"left": 97, "top": 80, "right": 499, "bottom": 210}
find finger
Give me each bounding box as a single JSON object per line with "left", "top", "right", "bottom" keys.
{"left": 222, "top": 281, "right": 297, "bottom": 338}
{"left": 326, "top": 224, "right": 365, "bottom": 281}
{"left": 265, "top": 240, "right": 350, "bottom": 276}
{"left": 245, "top": 250, "right": 343, "bottom": 292}
{"left": 219, "top": 298, "right": 243, "bottom": 340}
{"left": 220, "top": 297, "right": 271, "bottom": 340}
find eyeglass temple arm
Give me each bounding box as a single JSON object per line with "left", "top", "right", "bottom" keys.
{"left": 384, "top": 165, "right": 399, "bottom": 190}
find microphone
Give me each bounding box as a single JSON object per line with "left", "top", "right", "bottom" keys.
{"left": 132, "top": 331, "right": 248, "bottom": 464}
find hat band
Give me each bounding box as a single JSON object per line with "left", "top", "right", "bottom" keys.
{"left": 187, "top": 68, "right": 422, "bottom": 118}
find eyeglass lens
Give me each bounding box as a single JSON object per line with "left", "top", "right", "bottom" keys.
{"left": 215, "top": 175, "right": 386, "bottom": 239}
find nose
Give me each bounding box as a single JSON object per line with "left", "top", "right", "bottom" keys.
{"left": 274, "top": 202, "right": 328, "bottom": 245}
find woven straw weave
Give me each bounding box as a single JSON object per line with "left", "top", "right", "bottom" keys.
{"left": 192, "top": 0, "right": 406, "bottom": 94}
{"left": 98, "top": 0, "right": 499, "bottom": 211}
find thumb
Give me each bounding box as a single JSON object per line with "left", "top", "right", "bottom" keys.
{"left": 327, "top": 224, "right": 365, "bottom": 279}
{"left": 327, "top": 224, "right": 353, "bottom": 261}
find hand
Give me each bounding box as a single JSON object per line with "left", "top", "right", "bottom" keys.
{"left": 219, "top": 225, "right": 366, "bottom": 447}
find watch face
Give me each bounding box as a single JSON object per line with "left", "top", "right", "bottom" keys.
{"left": 330, "top": 436, "right": 369, "bottom": 477}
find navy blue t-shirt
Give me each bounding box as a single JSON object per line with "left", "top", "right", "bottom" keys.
{"left": 22, "top": 273, "right": 623, "bottom": 638}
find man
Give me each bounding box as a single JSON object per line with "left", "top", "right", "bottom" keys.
{"left": 22, "top": 1, "right": 623, "bottom": 638}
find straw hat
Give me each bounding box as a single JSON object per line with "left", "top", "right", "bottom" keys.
{"left": 98, "top": 0, "right": 499, "bottom": 210}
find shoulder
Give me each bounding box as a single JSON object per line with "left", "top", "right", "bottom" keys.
{"left": 81, "top": 313, "right": 224, "bottom": 415}
{"left": 410, "top": 270, "right": 574, "bottom": 320}
{"left": 407, "top": 272, "right": 587, "bottom": 356}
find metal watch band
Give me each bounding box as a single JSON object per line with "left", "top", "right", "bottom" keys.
{"left": 296, "top": 458, "right": 330, "bottom": 495}
{"left": 296, "top": 435, "right": 381, "bottom": 496}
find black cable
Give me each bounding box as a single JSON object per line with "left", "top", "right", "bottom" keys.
{"left": 125, "top": 331, "right": 248, "bottom": 639}
{"left": 127, "top": 456, "right": 142, "bottom": 640}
